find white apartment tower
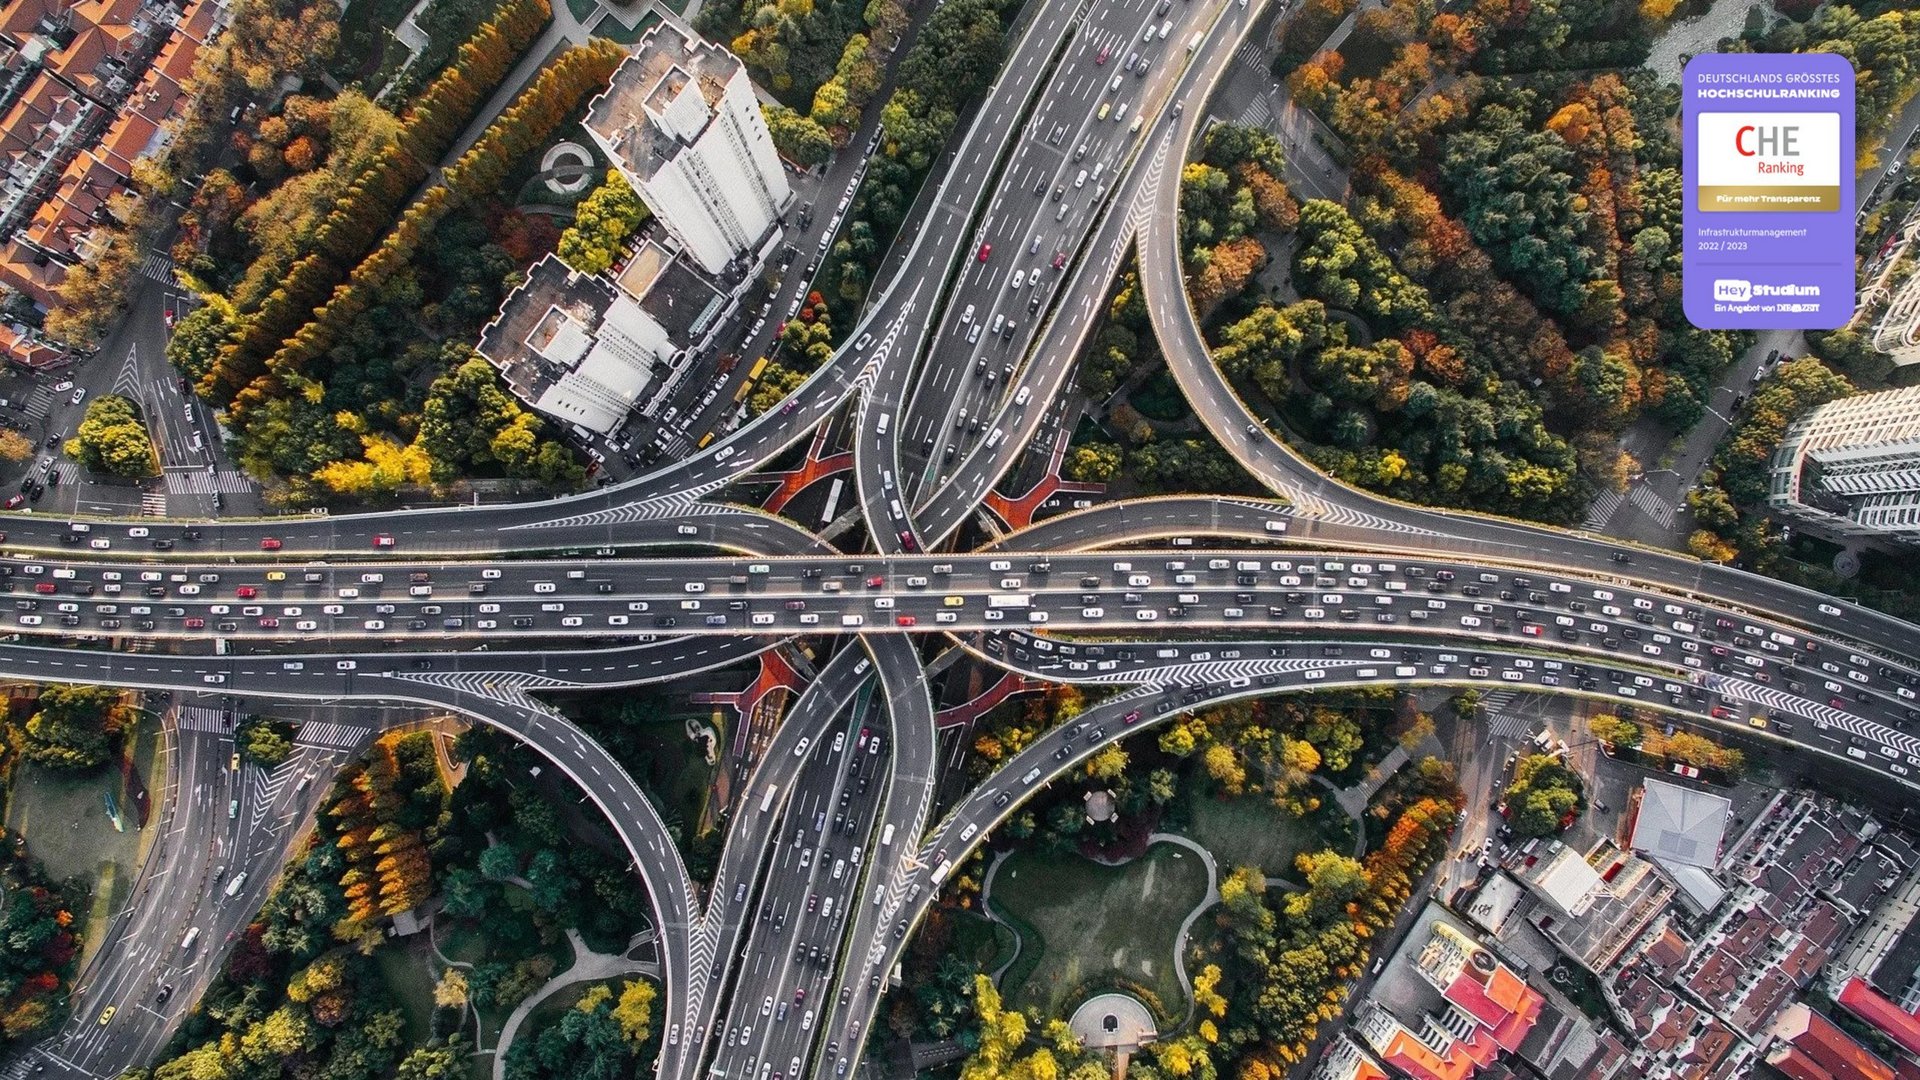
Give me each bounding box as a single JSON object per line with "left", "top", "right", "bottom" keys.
{"left": 584, "top": 24, "right": 791, "bottom": 277}
{"left": 1768, "top": 384, "right": 1920, "bottom": 544}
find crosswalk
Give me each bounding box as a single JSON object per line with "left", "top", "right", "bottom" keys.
{"left": 139, "top": 251, "right": 174, "bottom": 285}
{"left": 1628, "top": 483, "right": 1677, "bottom": 529}
{"left": 1238, "top": 96, "right": 1274, "bottom": 129}
{"left": 163, "top": 468, "right": 253, "bottom": 495}
{"left": 176, "top": 705, "right": 233, "bottom": 733}
{"left": 141, "top": 490, "right": 167, "bottom": 516}
{"left": 1233, "top": 40, "right": 1268, "bottom": 72}
{"left": 296, "top": 720, "right": 370, "bottom": 749}
{"left": 17, "top": 387, "right": 51, "bottom": 422}
{"left": 1582, "top": 490, "right": 1623, "bottom": 530}
{"left": 1477, "top": 691, "right": 1532, "bottom": 740}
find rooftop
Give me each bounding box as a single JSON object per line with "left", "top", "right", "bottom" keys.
{"left": 1631, "top": 779, "right": 1731, "bottom": 870}
{"left": 583, "top": 24, "right": 742, "bottom": 186}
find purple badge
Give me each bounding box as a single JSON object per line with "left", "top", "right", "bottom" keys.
{"left": 1682, "top": 52, "right": 1855, "bottom": 329}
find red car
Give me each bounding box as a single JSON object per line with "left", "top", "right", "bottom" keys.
{"left": 1095, "top": 45, "right": 1111, "bottom": 64}
{"left": 34, "top": 582, "right": 55, "bottom": 594}
{"left": 184, "top": 618, "right": 205, "bottom": 629}
{"left": 258, "top": 617, "right": 280, "bottom": 628}
{"left": 895, "top": 615, "right": 916, "bottom": 627}
{"left": 976, "top": 243, "right": 992, "bottom": 262}
{"left": 898, "top": 530, "right": 917, "bottom": 552}
{"left": 235, "top": 586, "right": 258, "bottom": 599}
{"left": 1052, "top": 251, "right": 1066, "bottom": 269}
{"left": 866, "top": 575, "right": 885, "bottom": 588}
{"left": 4, "top": 495, "right": 21, "bottom": 509}
{"left": 260, "top": 538, "right": 282, "bottom": 551}
{"left": 372, "top": 534, "right": 395, "bottom": 548}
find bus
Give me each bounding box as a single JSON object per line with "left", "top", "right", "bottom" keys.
{"left": 759, "top": 784, "right": 779, "bottom": 812}
{"left": 987, "top": 594, "right": 1032, "bottom": 609}
{"left": 880, "top": 823, "right": 896, "bottom": 847}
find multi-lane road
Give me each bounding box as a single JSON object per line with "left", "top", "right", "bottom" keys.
{"left": 3, "top": 0, "right": 1913, "bottom": 1076}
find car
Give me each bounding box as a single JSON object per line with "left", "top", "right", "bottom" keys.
{"left": 70, "top": 388, "right": 86, "bottom": 406}
{"left": 98, "top": 1006, "right": 115, "bottom": 1027}
{"left": 372, "top": 534, "right": 395, "bottom": 548}
{"left": 3, "top": 495, "right": 20, "bottom": 509}
{"left": 1095, "top": 44, "right": 1111, "bottom": 63}
{"left": 89, "top": 538, "right": 110, "bottom": 550}
{"left": 260, "top": 538, "right": 282, "bottom": 551}
{"left": 236, "top": 586, "right": 258, "bottom": 599}
{"left": 977, "top": 242, "right": 992, "bottom": 262}
{"left": 52, "top": 381, "right": 72, "bottom": 393}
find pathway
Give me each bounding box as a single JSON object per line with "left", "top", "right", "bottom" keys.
{"left": 489, "top": 927, "right": 661, "bottom": 1080}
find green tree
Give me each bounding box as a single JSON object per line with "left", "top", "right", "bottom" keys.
{"left": 66, "top": 395, "right": 157, "bottom": 477}
{"left": 23, "top": 685, "right": 129, "bottom": 770}
{"left": 556, "top": 171, "right": 649, "bottom": 275}
{"left": 238, "top": 718, "right": 294, "bottom": 766}
{"left": 1503, "top": 753, "right": 1581, "bottom": 838}
{"left": 762, "top": 105, "right": 834, "bottom": 167}
{"left": 1063, "top": 443, "right": 1121, "bottom": 482}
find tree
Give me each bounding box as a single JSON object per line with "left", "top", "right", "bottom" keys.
{"left": 763, "top": 105, "right": 834, "bottom": 167}
{"left": 1063, "top": 443, "right": 1121, "bottom": 482}
{"left": 165, "top": 304, "right": 234, "bottom": 385}
{"left": 0, "top": 429, "right": 33, "bottom": 464}
{"left": 610, "top": 980, "right": 655, "bottom": 1047}
{"left": 1503, "top": 754, "right": 1581, "bottom": 837}
{"left": 23, "top": 685, "right": 129, "bottom": 770}
{"left": 479, "top": 842, "right": 521, "bottom": 881}
{"left": 65, "top": 394, "right": 156, "bottom": 477}
{"left": 1587, "top": 714, "right": 1641, "bottom": 749}
{"left": 556, "top": 171, "right": 649, "bottom": 275}
{"left": 397, "top": 1043, "right": 468, "bottom": 1080}
{"left": 239, "top": 717, "right": 294, "bottom": 766}
{"left": 1687, "top": 529, "right": 1738, "bottom": 564}
{"left": 433, "top": 969, "right": 469, "bottom": 1010}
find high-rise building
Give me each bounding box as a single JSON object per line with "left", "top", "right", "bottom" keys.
{"left": 1768, "top": 385, "right": 1920, "bottom": 544}
{"left": 584, "top": 23, "right": 791, "bottom": 277}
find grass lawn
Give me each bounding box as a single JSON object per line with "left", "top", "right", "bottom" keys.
{"left": 1178, "top": 791, "right": 1317, "bottom": 880}
{"left": 989, "top": 843, "right": 1208, "bottom": 1018}
{"left": 949, "top": 908, "right": 1017, "bottom": 975}
{"left": 592, "top": 8, "right": 661, "bottom": 43}
{"left": 375, "top": 938, "right": 440, "bottom": 1047}
{"left": 6, "top": 712, "right": 164, "bottom": 970}
{"left": 1128, "top": 367, "right": 1191, "bottom": 423}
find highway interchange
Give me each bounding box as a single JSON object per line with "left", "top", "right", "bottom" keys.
{"left": 2, "top": 0, "right": 1914, "bottom": 1076}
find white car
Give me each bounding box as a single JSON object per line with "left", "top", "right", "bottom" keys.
{"left": 935, "top": 611, "right": 957, "bottom": 623}
{"left": 1818, "top": 603, "right": 1842, "bottom": 616}
{"left": 1081, "top": 607, "right": 1104, "bottom": 618}
{"left": 1135, "top": 609, "right": 1158, "bottom": 621}
{"left": 295, "top": 620, "right": 318, "bottom": 631}
{"left": 89, "top": 538, "right": 110, "bottom": 550}
{"left": 70, "top": 388, "right": 86, "bottom": 405}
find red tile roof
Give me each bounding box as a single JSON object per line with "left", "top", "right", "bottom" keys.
{"left": 1774, "top": 1003, "right": 1896, "bottom": 1080}
{"left": 1839, "top": 978, "right": 1920, "bottom": 1060}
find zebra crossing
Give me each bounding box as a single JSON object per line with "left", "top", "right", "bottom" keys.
{"left": 1582, "top": 490, "right": 1623, "bottom": 530}
{"left": 175, "top": 705, "right": 233, "bottom": 733}
{"left": 48, "top": 461, "right": 77, "bottom": 486}
{"left": 295, "top": 720, "right": 370, "bottom": 749}
{"left": 1238, "top": 95, "right": 1274, "bottom": 129}
{"left": 163, "top": 468, "right": 253, "bottom": 494}
{"left": 1233, "top": 40, "right": 1269, "bottom": 72}
{"left": 17, "top": 387, "right": 51, "bottom": 422}
{"left": 140, "top": 490, "right": 167, "bottom": 516}
{"left": 1628, "top": 483, "right": 1678, "bottom": 529}
{"left": 138, "top": 251, "right": 174, "bottom": 285}
{"left": 1477, "top": 691, "right": 1532, "bottom": 740}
